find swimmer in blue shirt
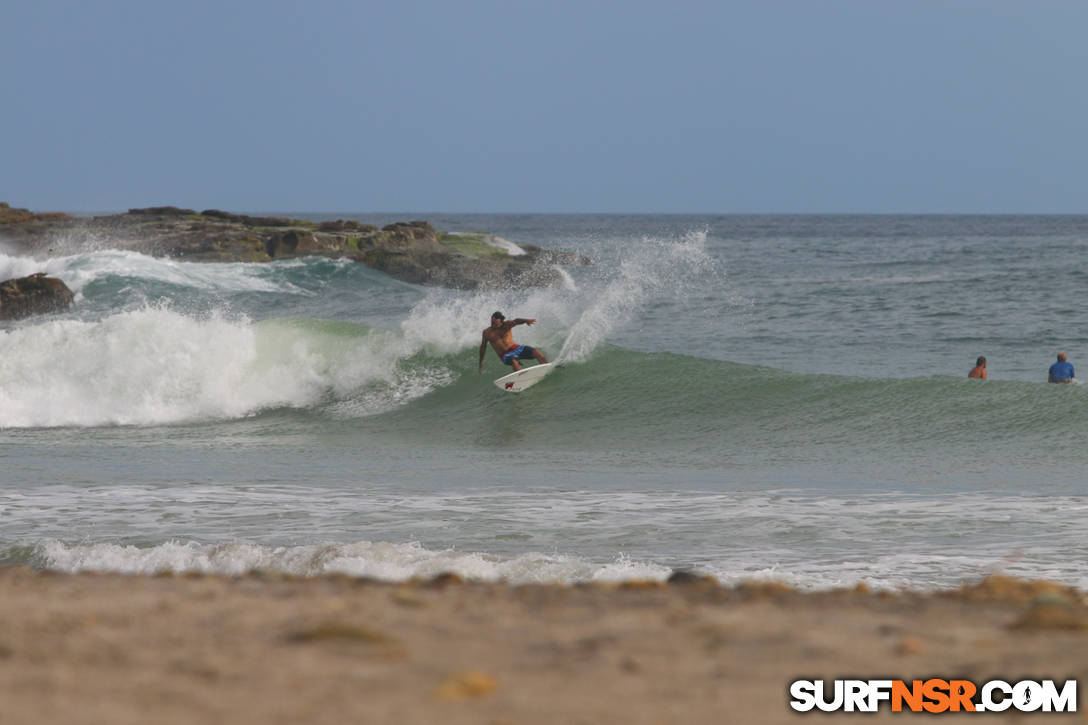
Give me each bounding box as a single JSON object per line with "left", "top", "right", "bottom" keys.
{"left": 1048, "top": 351, "right": 1075, "bottom": 383}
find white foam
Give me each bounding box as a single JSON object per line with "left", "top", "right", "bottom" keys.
{"left": 0, "top": 249, "right": 349, "bottom": 328}
{"left": 0, "top": 252, "right": 76, "bottom": 287}
{"left": 0, "top": 308, "right": 447, "bottom": 427}
{"left": 27, "top": 249, "right": 333, "bottom": 296}
{"left": 557, "top": 229, "right": 715, "bottom": 363}
{"left": 35, "top": 539, "right": 672, "bottom": 584}
{"left": 399, "top": 287, "right": 569, "bottom": 357}
{"left": 0, "top": 227, "right": 721, "bottom": 427}
{"left": 554, "top": 265, "right": 578, "bottom": 291}
{"left": 398, "top": 228, "right": 717, "bottom": 368}
{"left": 326, "top": 365, "right": 455, "bottom": 418}
{"left": 19, "top": 487, "right": 1088, "bottom": 591}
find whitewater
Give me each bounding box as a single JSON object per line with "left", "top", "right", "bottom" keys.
{"left": 3, "top": 214, "right": 1088, "bottom": 590}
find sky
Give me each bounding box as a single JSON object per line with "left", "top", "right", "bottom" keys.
{"left": 3, "top": 1, "right": 1087, "bottom": 214}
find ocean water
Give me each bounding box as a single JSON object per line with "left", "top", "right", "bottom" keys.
{"left": 2, "top": 214, "right": 1088, "bottom": 591}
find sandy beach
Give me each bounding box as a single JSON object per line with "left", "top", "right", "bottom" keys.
{"left": 1, "top": 568, "right": 1085, "bottom": 724}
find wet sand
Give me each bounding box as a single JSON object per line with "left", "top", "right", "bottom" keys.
{"left": 1, "top": 568, "right": 1085, "bottom": 724}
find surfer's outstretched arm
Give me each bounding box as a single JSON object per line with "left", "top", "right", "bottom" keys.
{"left": 478, "top": 337, "right": 488, "bottom": 373}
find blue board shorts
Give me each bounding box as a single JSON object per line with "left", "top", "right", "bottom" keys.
{"left": 502, "top": 345, "right": 537, "bottom": 366}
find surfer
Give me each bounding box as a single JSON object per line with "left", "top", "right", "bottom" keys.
{"left": 1048, "top": 351, "right": 1075, "bottom": 383}
{"left": 968, "top": 356, "right": 987, "bottom": 379}
{"left": 478, "top": 311, "right": 548, "bottom": 373}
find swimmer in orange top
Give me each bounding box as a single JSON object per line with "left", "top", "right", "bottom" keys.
{"left": 968, "top": 356, "right": 987, "bottom": 379}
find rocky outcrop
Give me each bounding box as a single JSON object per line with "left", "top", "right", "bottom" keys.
{"left": 0, "top": 205, "right": 590, "bottom": 290}
{"left": 0, "top": 273, "right": 74, "bottom": 321}
{"left": 0, "top": 202, "right": 73, "bottom": 224}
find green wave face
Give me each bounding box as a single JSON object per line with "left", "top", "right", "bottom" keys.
{"left": 324, "top": 343, "right": 1084, "bottom": 485}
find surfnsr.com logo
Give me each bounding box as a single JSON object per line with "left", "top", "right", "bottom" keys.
{"left": 789, "top": 679, "right": 1077, "bottom": 713}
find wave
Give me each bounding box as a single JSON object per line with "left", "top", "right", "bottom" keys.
{"left": 4, "top": 300, "right": 1088, "bottom": 468}
{"left": 0, "top": 249, "right": 356, "bottom": 297}
{"left": 11, "top": 524, "right": 1085, "bottom": 589}
{"left": 0, "top": 309, "right": 452, "bottom": 427}
{"left": 0, "top": 251, "right": 726, "bottom": 428}
{"left": 357, "top": 348, "right": 1088, "bottom": 464}
{"left": 5, "top": 231, "right": 1082, "bottom": 461}
{"left": 13, "top": 539, "right": 671, "bottom": 584}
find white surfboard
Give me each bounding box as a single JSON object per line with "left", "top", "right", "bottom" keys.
{"left": 493, "top": 363, "right": 555, "bottom": 393}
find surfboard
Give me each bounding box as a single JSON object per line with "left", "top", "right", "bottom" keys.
{"left": 493, "top": 363, "right": 555, "bottom": 393}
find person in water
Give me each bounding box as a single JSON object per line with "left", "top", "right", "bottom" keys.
{"left": 478, "top": 311, "right": 548, "bottom": 373}
{"left": 968, "top": 356, "right": 987, "bottom": 379}
{"left": 1048, "top": 351, "right": 1075, "bottom": 383}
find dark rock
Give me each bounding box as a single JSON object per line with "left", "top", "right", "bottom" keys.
{"left": 237, "top": 214, "right": 292, "bottom": 228}
{"left": 319, "top": 220, "right": 376, "bottom": 233}
{"left": 197, "top": 209, "right": 291, "bottom": 227}
{"left": 667, "top": 570, "right": 719, "bottom": 586}
{"left": 128, "top": 206, "right": 196, "bottom": 216}
{"left": 0, "top": 273, "right": 75, "bottom": 321}
{"left": 381, "top": 221, "right": 437, "bottom": 243}
{"left": 265, "top": 229, "right": 324, "bottom": 258}
{"left": 0, "top": 202, "right": 73, "bottom": 224}
{"left": 200, "top": 209, "right": 237, "bottom": 221}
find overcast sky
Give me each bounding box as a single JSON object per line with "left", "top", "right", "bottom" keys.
{"left": 4, "top": 1, "right": 1086, "bottom": 213}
